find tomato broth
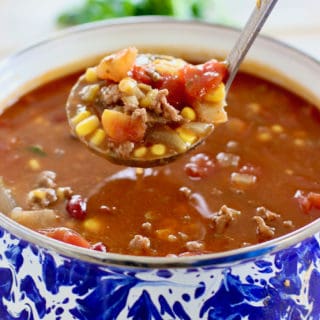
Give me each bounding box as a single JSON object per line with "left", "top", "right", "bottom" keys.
{"left": 1, "top": 69, "right": 320, "bottom": 257}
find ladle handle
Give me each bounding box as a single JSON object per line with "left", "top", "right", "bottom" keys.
{"left": 225, "top": 0, "right": 279, "bottom": 93}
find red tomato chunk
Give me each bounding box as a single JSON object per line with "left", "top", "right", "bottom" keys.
{"left": 40, "top": 227, "right": 91, "bottom": 249}
{"left": 295, "top": 191, "right": 320, "bottom": 214}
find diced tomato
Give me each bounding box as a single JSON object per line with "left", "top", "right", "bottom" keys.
{"left": 102, "top": 109, "right": 146, "bottom": 143}
{"left": 182, "top": 60, "right": 227, "bottom": 100}
{"left": 307, "top": 192, "right": 320, "bottom": 209}
{"left": 130, "top": 65, "right": 153, "bottom": 85}
{"left": 131, "top": 59, "right": 227, "bottom": 109}
{"left": 294, "top": 190, "right": 320, "bottom": 214}
{"left": 203, "top": 60, "right": 228, "bottom": 79}
{"left": 296, "top": 195, "right": 312, "bottom": 214}
{"left": 40, "top": 227, "right": 91, "bottom": 249}
{"left": 91, "top": 242, "right": 107, "bottom": 252}
{"left": 158, "top": 74, "right": 186, "bottom": 108}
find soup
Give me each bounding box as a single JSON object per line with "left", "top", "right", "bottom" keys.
{"left": 1, "top": 66, "right": 320, "bottom": 257}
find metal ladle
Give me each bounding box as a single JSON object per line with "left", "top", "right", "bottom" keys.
{"left": 66, "top": 0, "right": 278, "bottom": 167}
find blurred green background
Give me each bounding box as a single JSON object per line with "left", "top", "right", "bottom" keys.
{"left": 57, "top": 0, "right": 229, "bottom": 26}
{"left": 0, "top": 0, "right": 319, "bottom": 60}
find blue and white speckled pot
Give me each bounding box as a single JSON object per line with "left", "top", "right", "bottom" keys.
{"left": 0, "top": 18, "right": 320, "bottom": 320}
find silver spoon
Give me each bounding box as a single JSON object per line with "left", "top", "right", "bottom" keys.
{"left": 66, "top": 0, "right": 278, "bottom": 167}
{"left": 225, "top": 0, "right": 278, "bottom": 93}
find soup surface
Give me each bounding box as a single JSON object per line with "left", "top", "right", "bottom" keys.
{"left": 1, "top": 69, "right": 320, "bottom": 256}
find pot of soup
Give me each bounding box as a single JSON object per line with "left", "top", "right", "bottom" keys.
{"left": 0, "top": 17, "right": 319, "bottom": 320}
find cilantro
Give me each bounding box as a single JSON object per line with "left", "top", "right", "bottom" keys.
{"left": 26, "top": 145, "right": 47, "bottom": 157}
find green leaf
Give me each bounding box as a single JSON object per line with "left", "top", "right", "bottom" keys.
{"left": 26, "top": 145, "right": 47, "bottom": 157}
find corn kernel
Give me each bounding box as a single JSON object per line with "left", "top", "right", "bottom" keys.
{"left": 247, "top": 103, "right": 261, "bottom": 114}
{"left": 134, "top": 146, "right": 147, "bottom": 158}
{"left": 85, "top": 67, "right": 98, "bottom": 83}
{"left": 83, "top": 218, "right": 101, "bottom": 233}
{"left": 271, "top": 124, "right": 284, "bottom": 133}
{"left": 257, "top": 132, "right": 272, "bottom": 142}
{"left": 33, "top": 117, "right": 49, "bottom": 126}
{"left": 56, "top": 187, "right": 73, "bottom": 200}
{"left": 32, "top": 189, "right": 46, "bottom": 199}
{"left": 90, "top": 128, "right": 106, "bottom": 146}
{"left": 294, "top": 138, "right": 305, "bottom": 146}
{"left": 176, "top": 127, "right": 197, "bottom": 144}
{"left": 138, "top": 83, "right": 152, "bottom": 92}
{"left": 71, "top": 110, "right": 91, "bottom": 125}
{"left": 204, "top": 83, "right": 225, "bottom": 103}
{"left": 181, "top": 106, "right": 196, "bottom": 121}
{"left": 80, "top": 84, "right": 100, "bottom": 102}
{"left": 118, "top": 77, "right": 137, "bottom": 95}
{"left": 28, "top": 159, "right": 40, "bottom": 171}
{"left": 150, "top": 144, "right": 166, "bottom": 156}
{"left": 155, "top": 228, "right": 172, "bottom": 241}
{"left": 75, "top": 115, "right": 100, "bottom": 137}
{"left": 140, "top": 90, "right": 157, "bottom": 108}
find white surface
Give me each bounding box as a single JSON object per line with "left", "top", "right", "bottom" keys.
{"left": 0, "top": 0, "right": 80, "bottom": 57}
{"left": 213, "top": 0, "right": 320, "bottom": 58}
{"left": 0, "top": 0, "right": 319, "bottom": 59}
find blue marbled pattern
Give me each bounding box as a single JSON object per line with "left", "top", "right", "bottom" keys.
{"left": 0, "top": 226, "right": 319, "bottom": 320}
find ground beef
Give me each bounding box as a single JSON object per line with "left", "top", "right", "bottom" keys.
{"left": 122, "top": 95, "right": 139, "bottom": 113}
{"left": 185, "top": 240, "right": 204, "bottom": 252}
{"left": 107, "top": 140, "right": 135, "bottom": 159}
{"left": 132, "top": 107, "right": 148, "bottom": 124}
{"left": 98, "top": 84, "right": 121, "bottom": 106}
{"left": 256, "top": 206, "right": 281, "bottom": 222}
{"left": 95, "top": 79, "right": 183, "bottom": 157}
{"left": 141, "top": 221, "right": 152, "bottom": 232}
{"left": 179, "top": 186, "right": 192, "bottom": 198}
{"left": 128, "top": 234, "right": 151, "bottom": 252}
{"left": 211, "top": 205, "right": 241, "bottom": 234}
{"left": 27, "top": 188, "right": 57, "bottom": 209}
{"left": 36, "top": 170, "right": 57, "bottom": 188}
{"left": 100, "top": 82, "right": 181, "bottom": 123}
{"left": 283, "top": 220, "right": 295, "bottom": 229}
{"left": 56, "top": 186, "right": 73, "bottom": 200}
{"left": 148, "top": 88, "right": 182, "bottom": 122}
{"left": 253, "top": 216, "right": 275, "bottom": 240}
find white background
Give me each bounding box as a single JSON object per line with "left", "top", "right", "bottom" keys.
{"left": 0, "top": 0, "right": 319, "bottom": 59}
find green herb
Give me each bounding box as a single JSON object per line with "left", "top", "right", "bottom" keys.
{"left": 26, "top": 145, "right": 47, "bottom": 157}
{"left": 57, "top": 0, "right": 211, "bottom": 26}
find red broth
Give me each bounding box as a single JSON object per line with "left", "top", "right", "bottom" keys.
{"left": 1, "top": 71, "right": 320, "bottom": 256}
